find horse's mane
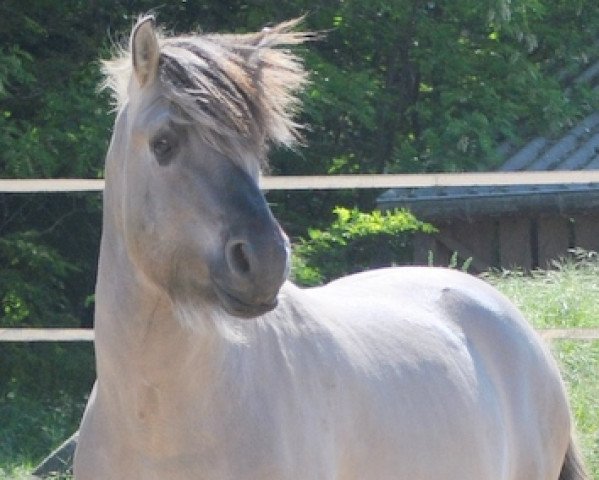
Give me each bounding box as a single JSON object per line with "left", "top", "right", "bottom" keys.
{"left": 102, "top": 17, "right": 311, "bottom": 155}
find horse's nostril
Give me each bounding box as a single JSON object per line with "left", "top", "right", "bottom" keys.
{"left": 229, "top": 241, "right": 251, "bottom": 275}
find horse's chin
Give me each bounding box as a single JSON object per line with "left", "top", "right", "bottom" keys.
{"left": 171, "top": 285, "right": 278, "bottom": 334}
{"left": 213, "top": 284, "right": 278, "bottom": 319}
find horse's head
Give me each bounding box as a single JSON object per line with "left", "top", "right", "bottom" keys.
{"left": 102, "top": 16, "right": 309, "bottom": 320}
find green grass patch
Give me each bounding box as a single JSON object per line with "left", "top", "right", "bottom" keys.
{"left": 484, "top": 253, "right": 599, "bottom": 329}
{"left": 0, "top": 342, "right": 93, "bottom": 479}
{"left": 485, "top": 254, "right": 599, "bottom": 478}
{"left": 1, "top": 257, "right": 598, "bottom": 478}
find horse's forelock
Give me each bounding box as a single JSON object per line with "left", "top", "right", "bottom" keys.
{"left": 102, "top": 18, "right": 311, "bottom": 161}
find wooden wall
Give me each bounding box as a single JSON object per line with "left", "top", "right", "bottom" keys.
{"left": 414, "top": 213, "right": 599, "bottom": 272}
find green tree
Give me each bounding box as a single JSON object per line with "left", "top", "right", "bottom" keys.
{"left": 292, "top": 207, "right": 435, "bottom": 286}
{"left": 292, "top": 0, "right": 599, "bottom": 175}
{"left": 264, "top": 0, "right": 599, "bottom": 231}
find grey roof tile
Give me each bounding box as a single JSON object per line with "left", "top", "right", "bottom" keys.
{"left": 575, "top": 61, "right": 599, "bottom": 84}
{"left": 584, "top": 154, "right": 599, "bottom": 170}
{"left": 499, "top": 137, "right": 547, "bottom": 171}
{"left": 528, "top": 134, "right": 578, "bottom": 170}
{"left": 377, "top": 59, "right": 599, "bottom": 212}
{"left": 570, "top": 112, "right": 599, "bottom": 133}
{"left": 508, "top": 113, "right": 599, "bottom": 171}
{"left": 561, "top": 133, "right": 599, "bottom": 170}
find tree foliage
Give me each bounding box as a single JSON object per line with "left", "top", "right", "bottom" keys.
{"left": 292, "top": 207, "right": 435, "bottom": 286}
{"left": 295, "top": 0, "right": 599, "bottom": 175}
{"left": 0, "top": 0, "right": 598, "bottom": 331}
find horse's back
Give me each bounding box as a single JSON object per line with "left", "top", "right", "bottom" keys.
{"left": 298, "top": 267, "right": 571, "bottom": 479}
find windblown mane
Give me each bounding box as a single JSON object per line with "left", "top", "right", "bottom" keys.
{"left": 102, "top": 17, "right": 311, "bottom": 157}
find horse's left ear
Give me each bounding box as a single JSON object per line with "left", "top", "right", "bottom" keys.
{"left": 131, "top": 16, "right": 160, "bottom": 88}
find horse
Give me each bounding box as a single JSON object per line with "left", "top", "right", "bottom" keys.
{"left": 73, "top": 16, "right": 588, "bottom": 480}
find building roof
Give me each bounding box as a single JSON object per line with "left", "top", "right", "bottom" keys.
{"left": 377, "top": 61, "right": 599, "bottom": 220}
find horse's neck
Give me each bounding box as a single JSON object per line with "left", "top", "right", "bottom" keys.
{"left": 93, "top": 221, "right": 226, "bottom": 402}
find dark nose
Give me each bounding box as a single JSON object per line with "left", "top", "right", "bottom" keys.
{"left": 224, "top": 229, "right": 290, "bottom": 296}
{"left": 225, "top": 239, "right": 253, "bottom": 277}
{"left": 213, "top": 226, "right": 289, "bottom": 318}
{"left": 209, "top": 160, "right": 289, "bottom": 318}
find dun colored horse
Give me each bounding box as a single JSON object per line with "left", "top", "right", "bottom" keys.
{"left": 74, "top": 16, "right": 588, "bottom": 480}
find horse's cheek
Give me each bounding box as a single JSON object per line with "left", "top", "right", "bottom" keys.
{"left": 122, "top": 192, "right": 168, "bottom": 283}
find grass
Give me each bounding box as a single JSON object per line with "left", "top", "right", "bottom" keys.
{"left": 1, "top": 256, "right": 598, "bottom": 479}
{"left": 484, "top": 253, "right": 599, "bottom": 478}
{"left": 0, "top": 344, "right": 92, "bottom": 480}
{"left": 484, "top": 251, "right": 599, "bottom": 329}
{"left": 0, "top": 391, "right": 88, "bottom": 480}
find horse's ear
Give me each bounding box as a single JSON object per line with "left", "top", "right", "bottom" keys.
{"left": 131, "top": 16, "right": 160, "bottom": 88}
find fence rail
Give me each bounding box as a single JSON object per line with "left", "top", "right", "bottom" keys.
{"left": 0, "top": 328, "right": 94, "bottom": 342}
{"left": 3, "top": 170, "right": 599, "bottom": 193}
{"left": 1, "top": 327, "right": 598, "bottom": 343}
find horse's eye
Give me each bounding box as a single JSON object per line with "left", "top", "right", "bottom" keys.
{"left": 151, "top": 134, "right": 177, "bottom": 165}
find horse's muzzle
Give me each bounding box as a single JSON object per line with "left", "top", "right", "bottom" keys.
{"left": 210, "top": 226, "right": 289, "bottom": 318}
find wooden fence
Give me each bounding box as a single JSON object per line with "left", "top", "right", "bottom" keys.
{"left": 3, "top": 170, "right": 599, "bottom": 193}
{"left": 1, "top": 327, "right": 598, "bottom": 342}
{"left": 1, "top": 172, "right": 599, "bottom": 343}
